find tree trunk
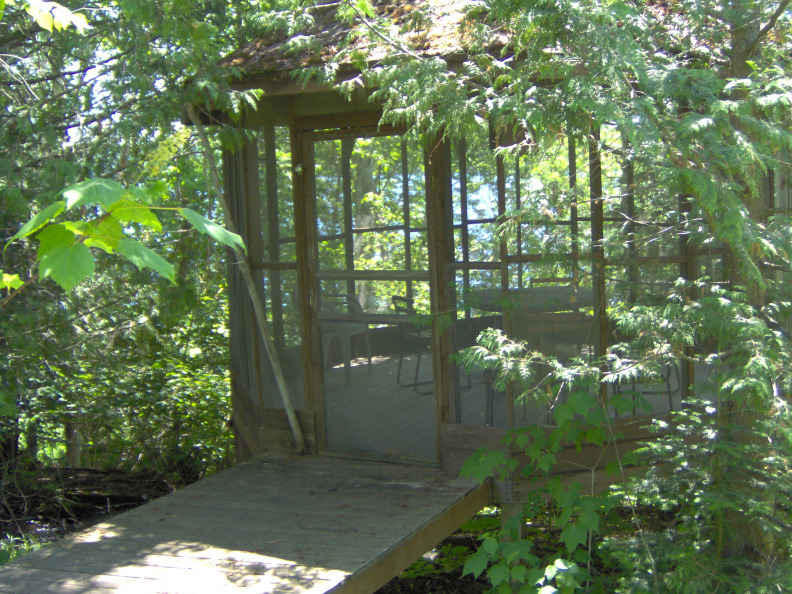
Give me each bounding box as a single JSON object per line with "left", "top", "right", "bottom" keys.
{"left": 716, "top": 1, "right": 778, "bottom": 561}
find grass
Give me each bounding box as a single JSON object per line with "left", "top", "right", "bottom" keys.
{"left": 0, "top": 535, "right": 41, "bottom": 565}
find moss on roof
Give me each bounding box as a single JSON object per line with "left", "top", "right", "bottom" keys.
{"left": 220, "top": 1, "right": 500, "bottom": 83}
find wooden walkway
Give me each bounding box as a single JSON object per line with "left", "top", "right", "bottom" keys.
{"left": 0, "top": 455, "right": 490, "bottom": 594}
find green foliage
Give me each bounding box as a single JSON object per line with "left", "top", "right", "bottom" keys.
{"left": 0, "top": 535, "right": 40, "bottom": 566}
{"left": 117, "top": 238, "right": 174, "bottom": 281}
{"left": 461, "top": 448, "right": 518, "bottom": 483}
{"left": 37, "top": 242, "right": 94, "bottom": 292}
{"left": 1, "top": 0, "right": 90, "bottom": 32}
{"left": 313, "top": 0, "right": 792, "bottom": 588}
{"left": 4, "top": 168, "right": 245, "bottom": 295}
{"left": 179, "top": 208, "right": 246, "bottom": 254}
{"left": 0, "top": 0, "right": 255, "bottom": 482}
{"left": 0, "top": 271, "right": 23, "bottom": 293}
{"left": 62, "top": 179, "right": 126, "bottom": 211}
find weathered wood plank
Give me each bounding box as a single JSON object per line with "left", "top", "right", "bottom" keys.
{"left": 513, "top": 463, "right": 651, "bottom": 500}
{"left": 293, "top": 122, "right": 325, "bottom": 445}
{"left": 0, "top": 455, "right": 486, "bottom": 594}
{"left": 293, "top": 111, "right": 389, "bottom": 132}
{"left": 259, "top": 408, "right": 317, "bottom": 453}
{"left": 334, "top": 475, "right": 491, "bottom": 594}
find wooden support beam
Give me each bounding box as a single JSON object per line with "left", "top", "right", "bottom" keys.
{"left": 342, "top": 138, "right": 355, "bottom": 296}
{"left": 293, "top": 111, "right": 387, "bottom": 132}
{"left": 495, "top": 137, "right": 515, "bottom": 431}
{"left": 680, "top": 194, "right": 695, "bottom": 402}
{"left": 515, "top": 147, "right": 523, "bottom": 290}
{"left": 250, "top": 261, "right": 298, "bottom": 271}
{"left": 589, "top": 125, "right": 608, "bottom": 402}
{"left": 569, "top": 135, "right": 580, "bottom": 286}
{"left": 402, "top": 139, "right": 414, "bottom": 300}
{"left": 294, "top": 124, "right": 326, "bottom": 449}
{"left": 316, "top": 270, "right": 429, "bottom": 281}
{"left": 188, "top": 105, "right": 307, "bottom": 455}
{"left": 459, "top": 139, "right": 470, "bottom": 313}
{"left": 427, "top": 133, "right": 453, "bottom": 457}
{"left": 623, "top": 136, "right": 639, "bottom": 304}
{"left": 263, "top": 116, "right": 286, "bottom": 355}
{"left": 334, "top": 479, "right": 492, "bottom": 594}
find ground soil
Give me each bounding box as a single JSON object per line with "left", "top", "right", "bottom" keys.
{"left": 374, "top": 571, "right": 488, "bottom": 594}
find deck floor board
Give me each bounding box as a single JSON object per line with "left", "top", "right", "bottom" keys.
{"left": 0, "top": 455, "right": 489, "bottom": 593}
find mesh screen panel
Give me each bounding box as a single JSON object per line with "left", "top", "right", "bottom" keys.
{"left": 313, "top": 134, "right": 437, "bottom": 463}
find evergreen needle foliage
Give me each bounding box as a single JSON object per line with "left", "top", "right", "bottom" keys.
{"left": 283, "top": 0, "right": 792, "bottom": 590}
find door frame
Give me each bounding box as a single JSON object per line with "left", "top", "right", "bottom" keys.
{"left": 291, "top": 113, "right": 446, "bottom": 463}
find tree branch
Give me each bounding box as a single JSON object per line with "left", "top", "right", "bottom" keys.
{"left": 743, "top": 0, "right": 792, "bottom": 60}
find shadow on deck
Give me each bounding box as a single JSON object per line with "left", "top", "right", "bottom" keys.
{"left": 0, "top": 455, "right": 490, "bottom": 593}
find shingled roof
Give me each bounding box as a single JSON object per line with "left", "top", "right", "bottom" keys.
{"left": 220, "top": 1, "right": 497, "bottom": 85}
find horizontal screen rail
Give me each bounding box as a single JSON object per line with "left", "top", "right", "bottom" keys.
{"left": 317, "top": 270, "right": 430, "bottom": 281}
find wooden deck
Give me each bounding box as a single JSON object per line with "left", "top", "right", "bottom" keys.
{"left": 321, "top": 354, "right": 508, "bottom": 463}
{"left": 0, "top": 455, "right": 490, "bottom": 594}
{"left": 323, "top": 355, "right": 439, "bottom": 462}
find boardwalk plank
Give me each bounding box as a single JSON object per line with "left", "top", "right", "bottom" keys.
{"left": 0, "top": 455, "right": 489, "bottom": 594}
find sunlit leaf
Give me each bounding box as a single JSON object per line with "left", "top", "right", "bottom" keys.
{"left": 118, "top": 238, "right": 175, "bottom": 282}
{"left": 5, "top": 201, "right": 65, "bottom": 247}
{"left": 109, "top": 199, "right": 162, "bottom": 232}
{"left": 38, "top": 243, "right": 95, "bottom": 292}
{"left": 36, "top": 223, "right": 75, "bottom": 259}
{"left": 63, "top": 179, "right": 126, "bottom": 211}
{"left": 23, "top": 0, "right": 91, "bottom": 33}
{"left": 179, "top": 208, "right": 245, "bottom": 253}
{"left": 128, "top": 181, "right": 168, "bottom": 204}
{"left": 1, "top": 270, "right": 23, "bottom": 292}
{"left": 356, "top": 0, "right": 374, "bottom": 17}
{"left": 60, "top": 220, "right": 90, "bottom": 235}
{"left": 85, "top": 216, "right": 125, "bottom": 253}
{"left": 34, "top": 8, "right": 53, "bottom": 30}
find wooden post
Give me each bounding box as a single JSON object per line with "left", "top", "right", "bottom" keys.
{"left": 495, "top": 135, "right": 514, "bottom": 430}
{"left": 263, "top": 117, "right": 286, "bottom": 355}
{"left": 623, "top": 138, "right": 638, "bottom": 304}
{"left": 569, "top": 135, "right": 580, "bottom": 285}
{"left": 459, "top": 139, "right": 470, "bottom": 313}
{"left": 679, "top": 194, "right": 695, "bottom": 403}
{"left": 342, "top": 138, "right": 355, "bottom": 297}
{"left": 188, "top": 105, "right": 306, "bottom": 455}
{"left": 589, "top": 125, "right": 608, "bottom": 403}
{"left": 514, "top": 149, "right": 523, "bottom": 290}
{"left": 426, "top": 133, "right": 451, "bottom": 460}
{"left": 402, "top": 139, "right": 413, "bottom": 300}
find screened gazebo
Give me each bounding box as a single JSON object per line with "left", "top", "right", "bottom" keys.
{"left": 216, "top": 2, "right": 791, "bottom": 498}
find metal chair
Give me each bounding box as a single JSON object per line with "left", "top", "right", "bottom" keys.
{"left": 391, "top": 296, "right": 433, "bottom": 395}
